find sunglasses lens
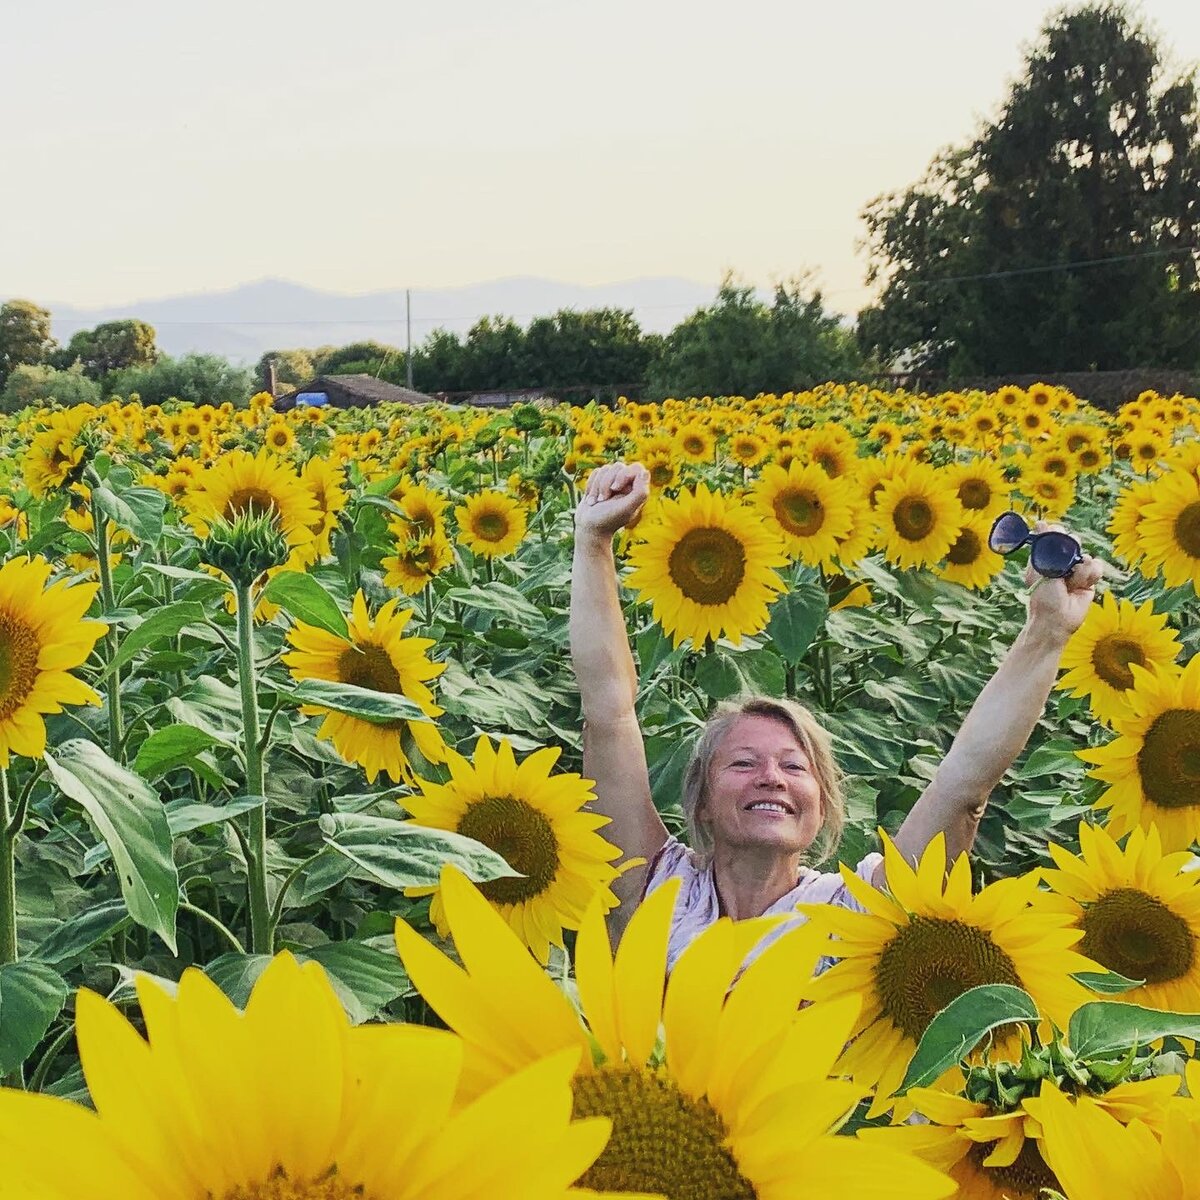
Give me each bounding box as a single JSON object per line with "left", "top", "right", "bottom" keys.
{"left": 989, "top": 512, "right": 1029, "bottom": 554}
{"left": 1031, "top": 532, "right": 1080, "bottom": 578}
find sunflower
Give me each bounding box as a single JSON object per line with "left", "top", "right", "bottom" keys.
{"left": 625, "top": 483, "right": 788, "bottom": 647}
{"left": 382, "top": 528, "right": 454, "bottom": 595}
{"left": 1108, "top": 477, "right": 1158, "bottom": 572}
{"left": 944, "top": 459, "right": 1012, "bottom": 521}
{"left": 299, "top": 455, "right": 348, "bottom": 558}
{"left": 867, "top": 1078, "right": 1178, "bottom": 1200}
{"left": 0, "top": 952, "right": 610, "bottom": 1200}
{"left": 1033, "top": 1077, "right": 1200, "bottom": 1200}
{"left": 1022, "top": 470, "right": 1075, "bottom": 520}
{"left": 873, "top": 465, "right": 965, "bottom": 570}
{"left": 751, "top": 461, "right": 855, "bottom": 568}
{"left": 728, "top": 430, "right": 769, "bottom": 468}
{"left": 937, "top": 515, "right": 1005, "bottom": 590}
{"left": 263, "top": 420, "right": 295, "bottom": 454}
{"left": 1057, "top": 593, "right": 1181, "bottom": 725}
{"left": 0, "top": 556, "right": 108, "bottom": 766}
{"left": 396, "top": 867, "right": 954, "bottom": 1199}
{"left": 1137, "top": 468, "right": 1200, "bottom": 590}
{"left": 22, "top": 409, "right": 91, "bottom": 497}
{"left": 1039, "top": 821, "right": 1200, "bottom": 1011}
{"left": 185, "top": 448, "right": 318, "bottom": 554}
{"left": 455, "top": 489, "right": 528, "bottom": 559}
{"left": 804, "top": 423, "right": 859, "bottom": 478}
{"left": 800, "top": 834, "right": 1095, "bottom": 1116}
{"left": 1081, "top": 656, "right": 1200, "bottom": 852}
{"left": 675, "top": 422, "right": 715, "bottom": 463}
{"left": 402, "top": 736, "right": 629, "bottom": 964}
{"left": 282, "top": 590, "right": 447, "bottom": 783}
{"left": 391, "top": 479, "right": 450, "bottom": 535}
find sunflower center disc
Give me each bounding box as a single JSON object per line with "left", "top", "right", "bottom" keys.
{"left": 1081, "top": 887, "right": 1196, "bottom": 984}
{"left": 667, "top": 528, "right": 747, "bottom": 606}
{"left": 1090, "top": 635, "right": 1147, "bottom": 692}
{"left": 813, "top": 451, "right": 842, "bottom": 476}
{"left": 474, "top": 512, "right": 510, "bottom": 542}
{"left": 1137, "top": 709, "right": 1200, "bottom": 810}
{"left": 338, "top": 644, "right": 405, "bottom": 695}
{"left": 892, "top": 497, "right": 935, "bottom": 542}
{"left": 874, "top": 917, "right": 1022, "bottom": 1042}
{"left": 649, "top": 461, "right": 674, "bottom": 488}
{"left": 968, "top": 1137, "right": 1059, "bottom": 1199}
{"left": 224, "top": 487, "right": 282, "bottom": 521}
{"left": 1174, "top": 503, "right": 1200, "bottom": 559}
{"left": 223, "top": 1164, "right": 370, "bottom": 1199}
{"left": 571, "top": 1066, "right": 755, "bottom": 1199}
{"left": 946, "top": 528, "right": 982, "bottom": 566}
{"left": 958, "top": 479, "right": 992, "bottom": 510}
{"left": 774, "top": 488, "right": 824, "bottom": 537}
{"left": 0, "top": 610, "right": 42, "bottom": 721}
{"left": 1066, "top": 434, "right": 1088, "bottom": 452}
{"left": 457, "top": 795, "right": 560, "bottom": 904}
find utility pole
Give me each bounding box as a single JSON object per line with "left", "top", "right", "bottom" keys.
{"left": 405, "top": 289, "right": 414, "bottom": 389}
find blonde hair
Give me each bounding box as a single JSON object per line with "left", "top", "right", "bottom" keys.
{"left": 681, "top": 695, "right": 845, "bottom": 865}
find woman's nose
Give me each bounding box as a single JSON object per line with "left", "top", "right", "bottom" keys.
{"left": 756, "top": 761, "right": 785, "bottom": 786}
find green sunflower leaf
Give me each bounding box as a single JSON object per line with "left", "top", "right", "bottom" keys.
{"left": 318, "top": 813, "right": 519, "bottom": 889}
{"left": 1069, "top": 1002, "right": 1200, "bottom": 1059}
{"left": 764, "top": 582, "right": 828, "bottom": 664}
{"left": 44, "top": 741, "right": 179, "bottom": 955}
{"left": 0, "top": 961, "right": 69, "bottom": 1076}
{"left": 286, "top": 678, "right": 432, "bottom": 724}
{"left": 98, "top": 601, "right": 208, "bottom": 681}
{"left": 263, "top": 571, "right": 349, "bottom": 639}
{"left": 899, "top": 983, "right": 1040, "bottom": 1093}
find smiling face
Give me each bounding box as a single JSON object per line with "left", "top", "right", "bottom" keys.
{"left": 697, "top": 714, "right": 824, "bottom": 857}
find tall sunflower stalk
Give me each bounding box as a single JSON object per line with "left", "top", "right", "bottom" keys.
{"left": 198, "top": 514, "right": 290, "bottom": 954}
{"left": 0, "top": 770, "right": 17, "bottom": 967}
{"left": 89, "top": 495, "right": 124, "bottom": 759}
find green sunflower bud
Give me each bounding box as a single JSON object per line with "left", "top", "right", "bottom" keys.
{"left": 199, "top": 512, "right": 289, "bottom": 588}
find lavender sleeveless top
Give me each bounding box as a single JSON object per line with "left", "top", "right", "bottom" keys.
{"left": 643, "top": 835, "right": 884, "bottom": 975}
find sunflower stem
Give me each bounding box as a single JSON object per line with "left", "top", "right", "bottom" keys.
{"left": 0, "top": 770, "right": 18, "bottom": 969}
{"left": 91, "top": 503, "right": 124, "bottom": 760}
{"left": 234, "top": 581, "right": 272, "bottom": 956}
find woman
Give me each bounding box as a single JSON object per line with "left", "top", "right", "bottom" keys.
{"left": 570, "top": 460, "right": 1105, "bottom": 963}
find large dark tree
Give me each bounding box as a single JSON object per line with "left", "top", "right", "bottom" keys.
{"left": 0, "top": 300, "right": 55, "bottom": 388}
{"left": 859, "top": 4, "right": 1200, "bottom": 375}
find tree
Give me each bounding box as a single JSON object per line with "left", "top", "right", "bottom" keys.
{"left": 859, "top": 4, "right": 1200, "bottom": 374}
{"left": 256, "top": 349, "right": 315, "bottom": 391}
{"left": 106, "top": 354, "right": 254, "bottom": 407}
{"left": 0, "top": 300, "right": 55, "bottom": 388}
{"left": 0, "top": 363, "right": 100, "bottom": 414}
{"left": 314, "top": 341, "right": 397, "bottom": 375}
{"left": 56, "top": 319, "right": 160, "bottom": 380}
{"left": 647, "top": 276, "right": 863, "bottom": 397}
{"left": 523, "top": 308, "right": 651, "bottom": 389}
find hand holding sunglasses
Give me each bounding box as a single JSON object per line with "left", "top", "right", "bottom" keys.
{"left": 987, "top": 512, "right": 1084, "bottom": 579}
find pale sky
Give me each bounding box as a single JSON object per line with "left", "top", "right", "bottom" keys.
{"left": 4, "top": 0, "right": 1199, "bottom": 317}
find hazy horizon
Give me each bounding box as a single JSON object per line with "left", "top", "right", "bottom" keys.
{"left": 7, "top": 0, "right": 1200, "bottom": 316}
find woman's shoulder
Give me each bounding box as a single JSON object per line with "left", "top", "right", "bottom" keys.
{"left": 796, "top": 851, "right": 884, "bottom": 906}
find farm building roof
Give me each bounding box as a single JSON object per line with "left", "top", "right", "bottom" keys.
{"left": 274, "top": 374, "right": 438, "bottom": 410}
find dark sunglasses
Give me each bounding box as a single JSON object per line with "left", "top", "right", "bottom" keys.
{"left": 987, "top": 511, "right": 1084, "bottom": 579}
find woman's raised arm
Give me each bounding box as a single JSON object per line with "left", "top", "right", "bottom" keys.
{"left": 887, "top": 523, "right": 1107, "bottom": 881}
{"left": 570, "top": 461, "right": 668, "bottom": 920}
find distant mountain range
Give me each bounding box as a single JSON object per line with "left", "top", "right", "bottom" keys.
{"left": 43, "top": 277, "right": 721, "bottom": 364}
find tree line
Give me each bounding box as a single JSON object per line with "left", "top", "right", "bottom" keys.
{"left": 2, "top": 3, "right": 1197, "bottom": 412}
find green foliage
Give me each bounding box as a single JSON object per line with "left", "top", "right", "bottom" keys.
{"left": 647, "top": 275, "right": 864, "bottom": 397}
{"left": 55, "top": 318, "right": 160, "bottom": 380}
{"left": 0, "top": 300, "right": 56, "bottom": 388}
{"left": 106, "top": 352, "right": 254, "bottom": 407}
{"left": 859, "top": 3, "right": 1200, "bottom": 373}
{"left": 0, "top": 363, "right": 100, "bottom": 414}
{"left": 256, "top": 348, "right": 315, "bottom": 391}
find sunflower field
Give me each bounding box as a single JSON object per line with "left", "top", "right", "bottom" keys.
{"left": 1, "top": 381, "right": 1200, "bottom": 1198}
